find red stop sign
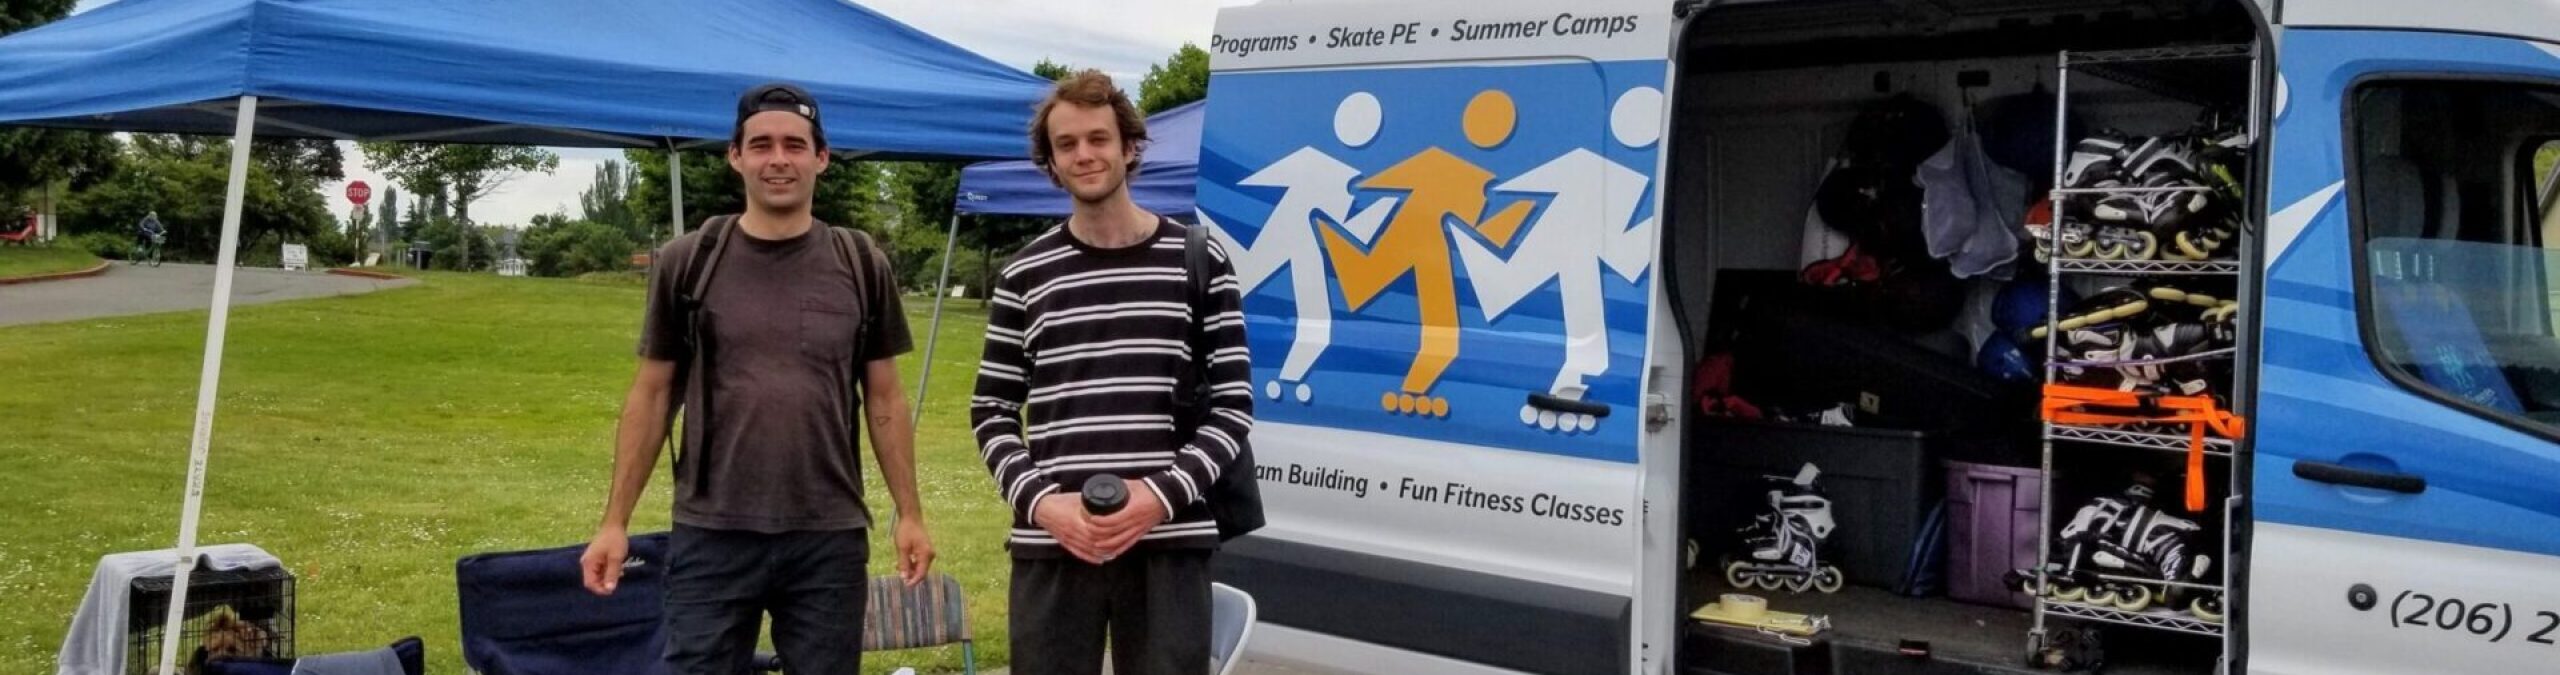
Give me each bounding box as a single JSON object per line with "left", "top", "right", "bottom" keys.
{"left": 347, "top": 181, "right": 372, "bottom": 206}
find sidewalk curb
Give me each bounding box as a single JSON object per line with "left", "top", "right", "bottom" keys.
{"left": 326, "top": 268, "right": 407, "bottom": 281}
{"left": 0, "top": 260, "right": 110, "bottom": 286}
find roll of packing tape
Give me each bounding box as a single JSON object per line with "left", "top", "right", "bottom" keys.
{"left": 1722, "top": 593, "right": 1767, "bottom": 620}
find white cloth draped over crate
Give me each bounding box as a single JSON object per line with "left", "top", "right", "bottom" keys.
{"left": 59, "top": 544, "right": 283, "bottom": 675}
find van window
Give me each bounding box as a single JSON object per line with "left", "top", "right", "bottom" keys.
{"left": 2537, "top": 139, "right": 2558, "bottom": 227}
{"left": 2353, "top": 81, "right": 2560, "bottom": 430}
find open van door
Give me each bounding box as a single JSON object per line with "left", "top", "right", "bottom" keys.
{"left": 1197, "top": 0, "right": 1675, "bottom": 672}
{"left": 2250, "top": 6, "right": 2560, "bottom": 674}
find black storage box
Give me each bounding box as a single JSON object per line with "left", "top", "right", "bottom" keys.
{"left": 1693, "top": 417, "right": 1980, "bottom": 593}
{"left": 1703, "top": 270, "right": 2033, "bottom": 442}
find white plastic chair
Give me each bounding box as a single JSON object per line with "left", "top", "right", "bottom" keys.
{"left": 1208, "top": 582, "right": 1258, "bottom": 675}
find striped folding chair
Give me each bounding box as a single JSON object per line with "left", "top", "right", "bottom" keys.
{"left": 863, "top": 572, "right": 976, "bottom": 674}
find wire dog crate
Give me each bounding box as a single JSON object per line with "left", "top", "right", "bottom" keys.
{"left": 124, "top": 566, "right": 297, "bottom": 675}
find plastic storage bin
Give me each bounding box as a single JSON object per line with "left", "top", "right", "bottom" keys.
{"left": 1943, "top": 459, "right": 2043, "bottom": 609}
{"left": 1693, "top": 418, "right": 1963, "bottom": 592}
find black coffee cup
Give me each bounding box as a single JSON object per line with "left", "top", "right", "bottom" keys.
{"left": 1082, "top": 474, "right": 1128, "bottom": 516}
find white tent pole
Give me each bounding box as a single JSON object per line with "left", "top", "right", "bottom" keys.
{"left": 157, "top": 94, "right": 258, "bottom": 675}
{"left": 668, "top": 139, "right": 685, "bottom": 240}
{"left": 912, "top": 212, "right": 963, "bottom": 425}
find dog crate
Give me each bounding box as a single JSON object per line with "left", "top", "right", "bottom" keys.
{"left": 125, "top": 566, "right": 297, "bottom": 675}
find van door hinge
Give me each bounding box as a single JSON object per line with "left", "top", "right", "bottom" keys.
{"left": 1644, "top": 393, "right": 1673, "bottom": 432}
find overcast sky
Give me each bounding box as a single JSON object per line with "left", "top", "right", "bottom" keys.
{"left": 73, "top": 0, "right": 1248, "bottom": 227}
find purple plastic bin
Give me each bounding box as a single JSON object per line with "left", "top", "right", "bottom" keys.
{"left": 1944, "top": 460, "right": 2043, "bottom": 610}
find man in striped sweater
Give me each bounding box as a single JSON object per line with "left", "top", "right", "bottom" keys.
{"left": 972, "top": 71, "right": 1253, "bottom": 675}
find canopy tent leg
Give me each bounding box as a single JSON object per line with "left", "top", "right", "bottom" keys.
{"left": 912, "top": 213, "right": 964, "bottom": 425}
{"left": 668, "top": 139, "right": 686, "bottom": 239}
{"left": 156, "top": 94, "right": 258, "bottom": 675}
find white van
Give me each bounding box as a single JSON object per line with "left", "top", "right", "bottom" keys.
{"left": 1193, "top": 1, "right": 2560, "bottom": 673}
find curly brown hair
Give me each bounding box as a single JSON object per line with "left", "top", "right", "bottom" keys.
{"left": 1029, "top": 69, "right": 1149, "bottom": 180}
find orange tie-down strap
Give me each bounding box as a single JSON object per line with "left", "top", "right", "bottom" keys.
{"left": 2040, "top": 384, "right": 2249, "bottom": 512}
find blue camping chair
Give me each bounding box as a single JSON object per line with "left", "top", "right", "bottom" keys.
{"left": 455, "top": 533, "right": 780, "bottom": 675}
{"left": 203, "top": 637, "right": 425, "bottom": 675}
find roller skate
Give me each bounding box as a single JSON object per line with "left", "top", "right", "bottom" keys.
{"left": 2024, "top": 483, "right": 2224, "bottom": 621}
{"left": 1721, "top": 463, "right": 1847, "bottom": 594}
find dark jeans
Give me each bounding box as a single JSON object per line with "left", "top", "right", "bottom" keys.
{"left": 1009, "top": 550, "right": 1212, "bottom": 675}
{"left": 663, "top": 524, "right": 870, "bottom": 675}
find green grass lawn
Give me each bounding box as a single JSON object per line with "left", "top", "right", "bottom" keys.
{"left": 0, "top": 244, "right": 104, "bottom": 279}
{"left": 0, "top": 272, "right": 1008, "bottom": 674}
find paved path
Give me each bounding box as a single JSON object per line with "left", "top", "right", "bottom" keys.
{"left": 0, "top": 263, "right": 415, "bottom": 327}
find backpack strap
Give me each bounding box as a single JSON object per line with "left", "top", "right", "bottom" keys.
{"left": 1173, "top": 222, "right": 1216, "bottom": 427}
{"left": 1185, "top": 221, "right": 1217, "bottom": 361}
{"left": 666, "top": 215, "right": 739, "bottom": 465}
{"left": 828, "top": 225, "right": 881, "bottom": 401}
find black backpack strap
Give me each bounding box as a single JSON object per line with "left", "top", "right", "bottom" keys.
{"left": 667, "top": 215, "right": 739, "bottom": 465}
{"left": 827, "top": 225, "right": 881, "bottom": 400}
{"left": 1177, "top": 221, "right": 1215, "bottom": 425}
{"left": 1183, "top": 222, "right": 1214, "bottom": 343}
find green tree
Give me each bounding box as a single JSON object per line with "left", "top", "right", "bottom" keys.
{"left": 1031, "top": 57, "right": 1078, "bottom": 82}
{"left": 626, "top": 148, "right": 887, "bottom": 244}
{"left": 887, "top": 161, "right": 1049, "bottom": 301}
{"left": 356, "top": 142, "right": 560, "bottom": 269}
{"left": 375, "top": 187, "right": 400, "bottom": 245}
{"left": 1137, "top": 43, "right": 1210, "bottom": 114}
{"left": 2537, "top": 144, "right": 2557, "bottom": 197}
{"left": 580, "top": 160, "right": 644, "bottom": 241}
{"left": 62, "top": 135, "right": 331, "bottom": 263}
{"left": 253, "top": 139, "right": 345, "bottom": 185}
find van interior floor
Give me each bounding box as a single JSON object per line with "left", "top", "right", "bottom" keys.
{"left": 1681, "top": 573, "right": 2219, "bottom": 675}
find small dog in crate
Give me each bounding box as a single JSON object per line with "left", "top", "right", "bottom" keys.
{"left": 188, "top": 605, "right": 271, "bottom": 674}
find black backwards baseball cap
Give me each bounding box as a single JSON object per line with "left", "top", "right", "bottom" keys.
{"left": 734, "top": 82, "right": 827, "bottom": 151}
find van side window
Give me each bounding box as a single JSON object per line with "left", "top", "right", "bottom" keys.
{"left": 2352, "top": 82, "right": 2560, "bottom": 429}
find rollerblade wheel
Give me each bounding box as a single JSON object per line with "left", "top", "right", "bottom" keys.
{"left": 2053, "top": 583, "right": 2088, "bottom": 602}
{"left": 1724, "top": 561, "right": 1754, "bottom": 590}
{"left": 2126, "top": 231, "right": 2160, "bottom": 261}
{"left": 2082, "top": 585, "right": 2115, "bottom": 606}
{"left": 2190, "top": 595, "right": 2227, "bottom": 623}
{"left": 1813, "top": 566, "right": 1845, "bottom": 594}
{"left": 2065, "top": 236, "right": 2097, "bottom": 259}
{"left": 2112, "top": 584, "right": 2156, "bottom": 613}
{"left": 2175, "top": 230, "right": 2217, "bottom": 260}
{"left": 1783, "top": 573, "right": 1813, "bottom": 593}
{"left": 2095, "top": 240, "right": 2128, "bottom": 260}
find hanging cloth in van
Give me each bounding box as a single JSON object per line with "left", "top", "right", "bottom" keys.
{"left": 1915, "top": 130, "right": 2027, "bottom": 280}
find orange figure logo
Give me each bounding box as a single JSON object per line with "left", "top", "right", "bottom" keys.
{"left": 1321, "top": 90, "right": 1534, "bottom": 418}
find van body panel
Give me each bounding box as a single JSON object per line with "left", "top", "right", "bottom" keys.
{"left": 1202, "top": 0, "right": 1673, "bottom": 670}
{"left": 1203, "top": 1, "right": 2560, "bottom": 673}
{"left": 2249, "top": 26, "right": 2560, "bottom": 674}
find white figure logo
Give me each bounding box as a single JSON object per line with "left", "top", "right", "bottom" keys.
{"left": 1449, "top": 87, "right": 1662, "bottom": 432}
{"left": 1198, "top": 92, "right": 1396, "bottom": 404}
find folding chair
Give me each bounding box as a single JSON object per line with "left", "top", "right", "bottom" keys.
{"left": 1209, "top": 582, "right": 1258, "bottom": 675}
{"left": 455, "top": 533, "right": 780, "bottom": 675}
{"left": 861, "top": 572, "right": 977, "bottom": 674}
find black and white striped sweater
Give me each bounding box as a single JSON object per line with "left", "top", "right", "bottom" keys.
{"left": 970, "top": 219, "right": 1255, "bottom": 557}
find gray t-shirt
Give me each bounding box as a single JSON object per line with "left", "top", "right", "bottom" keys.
{"left": 637, "top": 220, "right": 912, "bottom": 533}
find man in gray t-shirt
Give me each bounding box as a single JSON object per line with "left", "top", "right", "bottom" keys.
{"left": 578, "top": 82, "right": 936, "bottom": 675}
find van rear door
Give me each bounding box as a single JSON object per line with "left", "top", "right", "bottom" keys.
{"left": 1199, "top": 1, "right": 1674, "bottom": 672}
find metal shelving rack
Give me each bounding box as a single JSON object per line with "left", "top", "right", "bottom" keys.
{"left": 2027, "top": 42, "right": 2261, "bottom": 670}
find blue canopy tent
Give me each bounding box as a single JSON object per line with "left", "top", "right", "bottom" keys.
{"left": 903, "top": 101, "right": 1206, "bottom": 410}
{"left": 952, "top": 99, "right": 1205, "bottom": 219}
{"left": 0, "top": 2, "right": 1047, "bottom": 671}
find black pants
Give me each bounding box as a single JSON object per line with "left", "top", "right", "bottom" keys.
{"left": 663, "top": 524, "right": 870, "bottom": 675}
{"left": 1010, "top": 550, "right": 1212, "bottom": 675}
